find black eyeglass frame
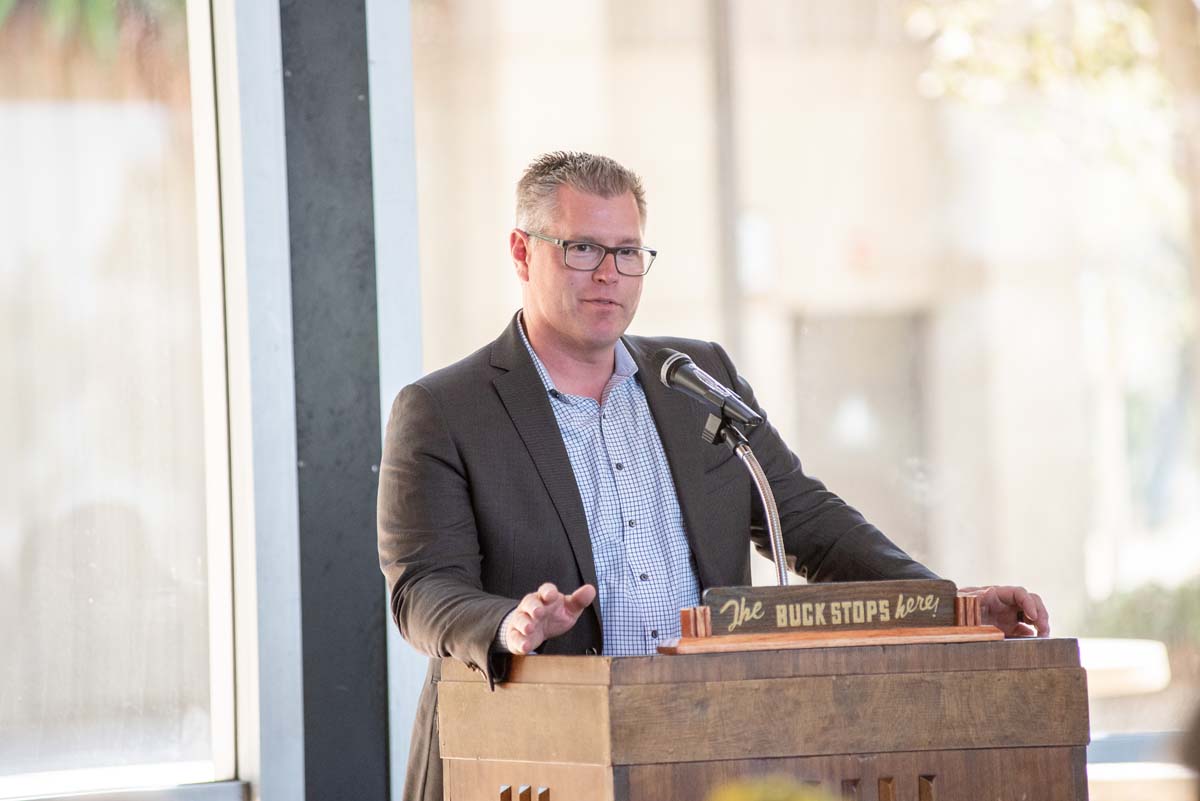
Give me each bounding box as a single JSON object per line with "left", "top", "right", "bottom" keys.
{"left": 522, "top": 230, "right": 658, "bottom": 276}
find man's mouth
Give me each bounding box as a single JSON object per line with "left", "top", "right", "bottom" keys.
{"left": 583, "top": 298, "right": 620, "bottom": 307}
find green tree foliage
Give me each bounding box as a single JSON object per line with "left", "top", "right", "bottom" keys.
{"left": 905, "top": 0, "right": 1165, "bottom": 102}
{"left": 0, "top": 0, "right": 186, "bottom": 57}
{"left": 1084, "top": 577, "right": 1200, "bottom": 648}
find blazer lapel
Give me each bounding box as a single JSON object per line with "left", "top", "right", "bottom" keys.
{"left": 624, "top": 337, "right": 722, "bottom": 591}
{"left": 490, "top": 318, "right": 602, "bottom": 610}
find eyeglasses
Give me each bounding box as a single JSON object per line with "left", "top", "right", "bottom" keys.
{"left": 523, "top": 230, "right": 657, "bottom": 276}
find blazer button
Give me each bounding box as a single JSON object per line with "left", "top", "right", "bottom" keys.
{"left": 585, "top": 647, "right": 599, "bottom": 655}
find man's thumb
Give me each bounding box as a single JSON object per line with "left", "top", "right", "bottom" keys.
{"left": 565, "top": 583, "right": 597, "bottom": 614}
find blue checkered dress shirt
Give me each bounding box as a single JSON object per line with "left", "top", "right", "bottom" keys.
{"left": 517, "top": 318, "right": 701, "bottom": 656}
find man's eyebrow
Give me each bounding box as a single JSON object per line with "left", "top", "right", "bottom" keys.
{"left": 567, "top": 234, "right": 644, "bottom": 246}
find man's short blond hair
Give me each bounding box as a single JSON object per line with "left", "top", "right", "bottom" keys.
{"left": 515, "top": 151, "right": 647, "bottom": 233}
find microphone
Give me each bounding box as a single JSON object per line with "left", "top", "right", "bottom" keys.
{"left": 654, "top": 348, "right": 764, "bottom": 428}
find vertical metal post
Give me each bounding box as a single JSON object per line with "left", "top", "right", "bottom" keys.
{"left": 710, "top": 0, "right": 743, "bottom": 356}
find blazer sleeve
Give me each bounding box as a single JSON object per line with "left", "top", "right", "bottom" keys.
{"left": 377, "top": 382, "right": 516, "bottom": 686}
{"left": 707, "top": 341, "right": 939, "bottom": 583}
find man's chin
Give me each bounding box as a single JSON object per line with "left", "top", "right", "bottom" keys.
{"left": 576, "top": 324, "right": 630, "bottom": 354}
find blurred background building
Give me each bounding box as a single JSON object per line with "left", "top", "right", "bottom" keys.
{"left": 2, "top": 0, "right": 1199, "bottom": 799}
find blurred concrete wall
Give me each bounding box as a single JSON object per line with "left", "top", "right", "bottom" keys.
{"left": 407, "top": 0, "right": 1197, "bottom": 634}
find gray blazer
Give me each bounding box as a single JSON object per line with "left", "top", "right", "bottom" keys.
{"left": 377, "top": 314, "right": 936, "bottom": 801}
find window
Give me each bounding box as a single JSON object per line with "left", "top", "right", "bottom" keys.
{"left": 0, "top": 0, "right": 234, "bottom": 796}
{"left": 411, "top": 0, "right": 1200, "bottom": 789}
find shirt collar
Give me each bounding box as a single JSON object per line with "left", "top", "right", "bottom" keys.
{"left": 516, "top": 309, "right": 638, "bottom": 398}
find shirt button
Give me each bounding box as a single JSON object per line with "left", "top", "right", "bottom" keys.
{"left": 639, "top": 573, "right": 649, "bottom": 581}
{"left": 627, "top": 520, "right": 636, "bottom": 528}
{"left": 650, "top": 630, "right": 659, "bottom": 638}
{"left": 615, "top": 463, "right": 624, "bottom": 470}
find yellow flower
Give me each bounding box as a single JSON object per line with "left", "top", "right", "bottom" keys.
{"left": 708, "top": 776, "right": 839, "bottom": 801}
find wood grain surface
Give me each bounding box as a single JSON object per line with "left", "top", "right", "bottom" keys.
{"left": 439, "top": 638, "right": 1083, "bottom": 686}
{"left": 438, "top": 640, "right": 1089, "bottom": 800}
{"left": 438, "top": 682, "right": 612, "bottom": 764}
{"left": 619, "top": 746, "right": 1089, "bottom": 801}
{"left": 445, "top": 760, "right": 613, "bottom": 801}
{"left": 445, "top": 747, "right": 1088, "bottom": 801}
{"left": 608, "top": 667, "right": 1089, "bottom": 764}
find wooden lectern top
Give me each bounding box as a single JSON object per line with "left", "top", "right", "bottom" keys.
{"left": 440, "top": 635, "right": 1081, "bottom": 686}
{"left": 438, "top": 639, "right": 1090, "bottom": 801}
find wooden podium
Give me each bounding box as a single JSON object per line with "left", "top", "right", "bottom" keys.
{"left": 438, "top": 638, "right": 1090, "bottom": 800}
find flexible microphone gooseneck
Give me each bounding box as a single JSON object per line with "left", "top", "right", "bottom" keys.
{"left": 654, "top": 347, "right": 787, "bottom": 584}
{"left": 654, "top": 348, "right": 764, "bottom": 428}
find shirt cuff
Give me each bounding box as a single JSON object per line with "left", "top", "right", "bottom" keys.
{"left": 492, "top": 606, "right": 520, "bottom": 653}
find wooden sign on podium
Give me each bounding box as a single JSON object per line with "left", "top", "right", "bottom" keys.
{"left": 701, "top": 579, "right": 958, "bottom": 635}
{"left": 438, "top": 638, "right": 1090, "bottom": 800}
{"left": 661, "top": 581, "right": 998, "bottom": 654}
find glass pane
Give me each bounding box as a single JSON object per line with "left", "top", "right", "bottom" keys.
{"left": 411, "top": 0, "right": 717, "bottom": 369}
{"left": 412, "top": 0, "right": 1200, "bottom": 785}
{"left": 0, "top": 0, "right": 232, "bottom": 796}
{"left": 728, "top": 0, "right": 1200, "bottom": 774}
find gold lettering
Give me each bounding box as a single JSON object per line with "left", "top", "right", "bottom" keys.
{"left": 755, "top": 592, "right": 937, "bottom": 631}
{"left": 720, "top": 599, "right": 741, "bottom": 632}
{"left": 894, "top": 592, "right": 940, "bottom": 620}
{"left": 719, "top": 596, "right": 766, "bottom": 633}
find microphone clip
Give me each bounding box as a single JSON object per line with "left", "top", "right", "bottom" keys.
{"left": 701, "top": 412, "right": 750, "bottom": 453}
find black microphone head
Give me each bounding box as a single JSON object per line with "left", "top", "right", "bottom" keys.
{"left": 653, "top": 348, "right": 692, "bottom": 388}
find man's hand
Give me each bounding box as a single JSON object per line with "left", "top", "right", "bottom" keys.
{"left": 960, "top": 585, "right": 1050, "bottom": 638}
{"left": 505, "top": 582, "right": 597, "bottom": 655}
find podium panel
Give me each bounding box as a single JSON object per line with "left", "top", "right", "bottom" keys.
{"left": 439, "top": 639, "right": 1089, "bottom": 801}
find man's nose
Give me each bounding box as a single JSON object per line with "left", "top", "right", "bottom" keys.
{"left": 592, "top": 252, "right": 620, "bottom": 282}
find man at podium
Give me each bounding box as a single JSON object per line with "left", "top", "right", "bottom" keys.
{"left": 377, "top": 151, "right": 1049, "bottom": 801}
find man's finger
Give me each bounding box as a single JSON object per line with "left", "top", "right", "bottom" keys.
{"left": 517, "top": 592, "right": 545, "bottom": 616}
{"left": 563, "top": 584, "right": 597, "bottom": 615}
{"left": 994, "top": 585, "right": 1027, "bottom": 609}
{"left": 995, "top": 585, "right": 1049, "bottom": 632}
{"left": 1021, "top": 592, "right": 1039, "bottom": 623}
{"left": 1007, "top": 621, "right": 1038, "bottom": 638}
{"left": 1030, "top": 594, "right": 1051, "bottom": 636}
{"left": 981, "top": 585, "right": 1024, "bottom": 614}
{"left": 537, "top": 583, "right": 561, "bottom": 604}
{"left": 508, "top": 611, "right": 549, "bottom": 653}
{"left": 511, "top": 611, "right": 534, "bottom": 636}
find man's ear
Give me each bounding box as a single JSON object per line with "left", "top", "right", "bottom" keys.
{"left": 510, "top": 229, "right": 530, "bottom": 282}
